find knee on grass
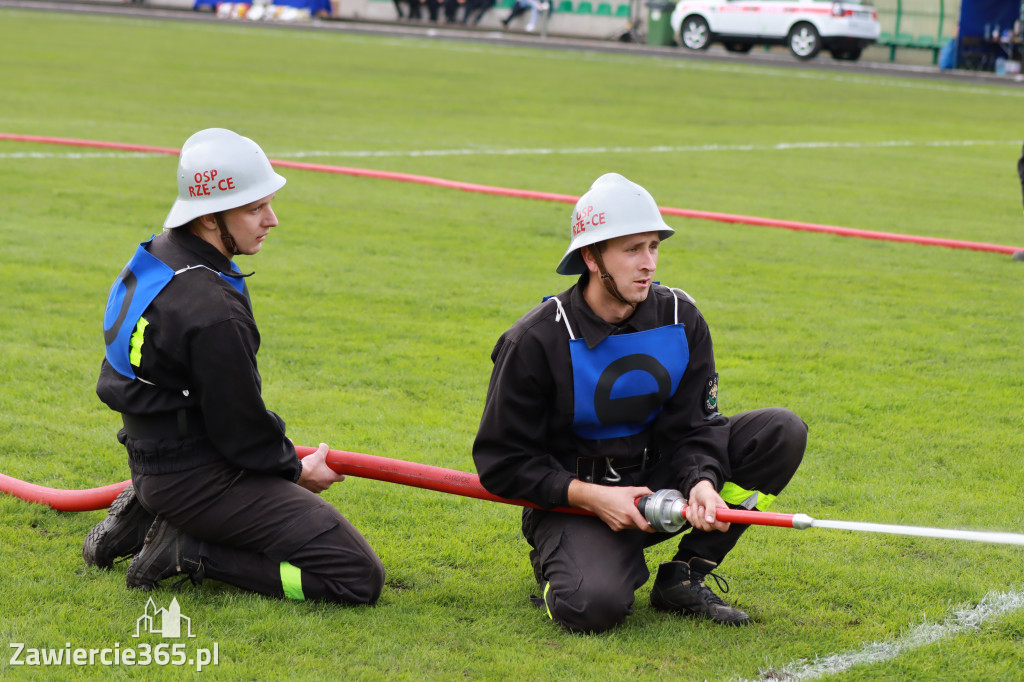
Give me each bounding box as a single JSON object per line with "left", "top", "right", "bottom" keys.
{"left": 549, "top": 582, "right": 634, "bottom": 634}
{"left": 322, "top": 555, "right": 385, "bottom": 606}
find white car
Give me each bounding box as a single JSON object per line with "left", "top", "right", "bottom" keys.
{"left": 669, "top": 0, "right": 881, "bottom": 61}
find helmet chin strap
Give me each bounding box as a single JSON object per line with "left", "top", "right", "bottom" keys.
{"left": 213, "top": 213, "right": 241, "bottom": 256}
{"left": 590, "top": 247, "right": 635, "bottom": 310}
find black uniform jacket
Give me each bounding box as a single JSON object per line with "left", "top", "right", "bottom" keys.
{"left": 472, "top": 277, "right": 730, "bottom": 510}
{"left": 96, "top": 228, "right": 301, "bottom": 481}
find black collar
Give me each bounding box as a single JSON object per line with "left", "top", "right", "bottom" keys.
{"left": 165, "top": 228, "right": 244, "bottom": 277}
{"left": 568, "top": 274, "right": 659, "bottom": 349}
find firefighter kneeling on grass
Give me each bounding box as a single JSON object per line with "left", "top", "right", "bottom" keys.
{"left": 83, "top": 128, "right": 384, "bottom": 604}
{"left": 472, "top": 173, "right": 807, "bottom": 633}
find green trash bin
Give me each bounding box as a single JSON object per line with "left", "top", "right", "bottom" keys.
{"left": 645, "top": 1, "right": 675, "bottom": 46}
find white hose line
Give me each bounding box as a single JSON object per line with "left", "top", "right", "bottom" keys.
{"left": 801, "top": 516, "right": 1024, "bottom": 546}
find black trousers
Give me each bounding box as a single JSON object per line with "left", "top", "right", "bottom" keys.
{"left": 522, "top": 407, "right": 806, "bottom": 632}
{"left": 133, "top": 460, "right": 384, "bottom": 605}
{"left": 407, "top": 0, "right": 440, "bottom": 20}
{"left": 462, "top": 0, "right": 495, "bottom": 23}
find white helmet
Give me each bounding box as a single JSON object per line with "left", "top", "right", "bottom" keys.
{"left": 163, "top": 128, "right": 286, "bottom": 229}
{"left": 556, "top": 173, "right": 674, "bottom": 275}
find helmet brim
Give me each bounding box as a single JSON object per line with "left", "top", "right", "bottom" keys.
{"left": 163, "top": 172, "right": 286, "bottom": 229}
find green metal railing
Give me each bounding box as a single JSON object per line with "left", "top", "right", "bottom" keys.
{"left": 876, "top": 0, "right": 957, "bottom": 63}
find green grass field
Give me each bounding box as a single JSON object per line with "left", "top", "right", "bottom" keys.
{"left": 1, "top": 8, "right": 1023, "bottom": 680}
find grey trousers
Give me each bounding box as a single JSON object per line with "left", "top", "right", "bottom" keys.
{"left": 133, "top": 460, "right": 384, "bottom": 605}
{"left": 523, "top": 407, "right": 807, "bottom": 632}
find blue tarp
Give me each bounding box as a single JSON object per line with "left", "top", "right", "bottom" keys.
{"left": 959, "top": 0, "right": 1019, "bottom": 38}
{"left": 955, "top": 0, "right": 1022, "bottom": 69}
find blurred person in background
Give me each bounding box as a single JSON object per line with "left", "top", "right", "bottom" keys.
{"left": 1016, "top": 142, "right": 1024, "bottom": 260}
{"left": 501, "top": 0, "right": 549, "bottom": 31}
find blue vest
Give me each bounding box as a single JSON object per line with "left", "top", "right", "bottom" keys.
{"left": 557, "top": 297, "right": 689, "bottom": 440}
{"left": 102, "top": 237, "right": 244, "bottom": 380}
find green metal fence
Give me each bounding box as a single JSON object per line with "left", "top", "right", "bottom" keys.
{"left": 873, "top": 0, "right": 959, "bottom": 62}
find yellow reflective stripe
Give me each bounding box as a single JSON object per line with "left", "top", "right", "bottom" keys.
{"left": 280, "top": 561, "right": 305, "bottom": 601}
{"left": 543, "top": 581, "right": 553, "bottom": 620}
{"left": 129, "top": 317, "right": 149, "bottom": 368}
{"left": 720, "top": 482, "right": 777, "bottom": 511}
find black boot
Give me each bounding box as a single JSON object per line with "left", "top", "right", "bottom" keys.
{"left": 125, "top": 517, "right": 204, "bottom": 592}
{"left": 650, "top": 558, "right": 750, "bottom": 625}
{"left": 82, "top": 484, "right": 156, "bottom": 570}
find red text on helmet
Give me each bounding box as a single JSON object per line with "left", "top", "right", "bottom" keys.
{"left": 572, "top": 205, "right": 606, "bottom": 236}
{"left": 188, "top": 169, "right": 236, "bottom": 198}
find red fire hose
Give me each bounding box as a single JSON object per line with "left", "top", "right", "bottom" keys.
{"left": 0, "top": 447, "right": 573, "bottom": 514}
{"left": 3, "top": 448, "right": 1024, "bottom": 545}
{"left": 0, "top": 475, "right": 130, "bottom": 513}
{"left": 0, "top": 447, "right": 699, "bottom": 519}
{"left": 306, "top": 448, "right": 792, "bottom": 527}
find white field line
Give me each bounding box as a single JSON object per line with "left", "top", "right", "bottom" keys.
{"left": 0, "top": 139, "right": 1017, "bottom": 161}
{"left": 749, "top": 589, "right": 1024, "bottom": 682}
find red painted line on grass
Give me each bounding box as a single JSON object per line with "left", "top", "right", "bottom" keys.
{"left": 272, "top": 158, "right": 581, "bottom": 204}
{"left": 1, "top": 133, "right": 181, "bottom": 156}
{"left": 4, "top": 133, "right": 1020, "bottom": 255}
{"left": 659, "top": 207, "right": 1021, "bottom": 254}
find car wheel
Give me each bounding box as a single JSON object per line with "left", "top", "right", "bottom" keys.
{"left": 679, "top": 16, "right": 711, "bottom": 51}
{"left": 724, "top": 42, "right": 753, "bottom": 53}
{"left": 830, "top": 47, "right": 862, "bottom": 61}
{"left": 787, "top": 22, "right": 821, "bottom": 59}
